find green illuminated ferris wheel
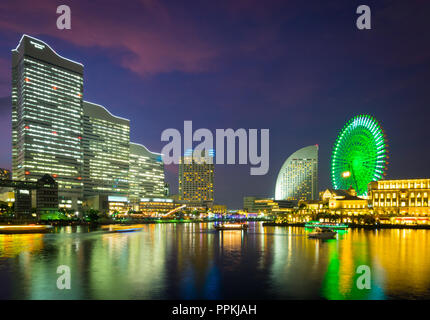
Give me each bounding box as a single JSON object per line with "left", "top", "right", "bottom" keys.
{"left": 331, "top": 115, "right": 388, "bottom": 196}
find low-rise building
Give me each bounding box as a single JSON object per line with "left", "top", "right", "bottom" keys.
{"left": 243, "top": 196, "right": 296, "bottom": 214}
{"left": 368, "top": 179, "right": 430, "bottom": 225}
{"left": 320, "top": 188, "right": 368, "bottom": 215}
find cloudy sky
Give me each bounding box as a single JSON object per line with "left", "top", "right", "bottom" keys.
{"left": 0, "top": 0, "right": 429, "bottom": 207}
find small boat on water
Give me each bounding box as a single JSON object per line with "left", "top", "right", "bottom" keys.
{"left": 214, "top": 222, "right": 248, "bottom": 231}
{"left": 101, "top": 224, "right": 145, "bottom": 233}
{"left": 305, "top": 221, "right": 348, "bottom": 230}
{"left": 308, "top": 227, "right": 337, "bottom": 239}
{"left": 0, "top": 225, "right": 53, "bottom": 234}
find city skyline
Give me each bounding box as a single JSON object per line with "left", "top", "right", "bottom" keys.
{"left": 1, "top": 0, "right": 430, "bottom": 305}
{"left": 0, "top": 1, "right": 430, "bottom": 208}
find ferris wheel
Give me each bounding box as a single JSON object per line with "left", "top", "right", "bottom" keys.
{"left": 331, "top": 114, "right": 388, "bottom": 196}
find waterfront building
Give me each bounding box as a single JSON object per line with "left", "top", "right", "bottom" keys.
{"left": 0, "top": 188, "right": 15, "bottom": 207}
{"left": 12, "top": 35, "right": 84, "bottom": 210}
{"left": 35, "top": 174, "right": 59, "bottom": 215}
{"left": 83, "top": 101, "right": 130, "bottom": 199}
{"left": 243, "top": 196, "right": 267, "bottom": 212}
{"left": 368, "top": 179, "right": 430, "bottom": 224}
{"left": 0, "top": 174, "right": 59, "bottom": 217}
{"left": 128, "top": 142, "right": 165, "bottom": 203}
{"left": 85, "top": 194, "right": 130, "bottom": 215}
{"left": 319, "top": 188, "right": 368, "bottom": 214}
{"left": 10, "top": 35, "right": 167, "bottom": 214}
{"left": 137, "top": 197, "right": 182, "bottom": 215}
{"left": 179, "top": 149, "right": 214, "bottom": 205}
{"left": 275, "top": 145, "right": 318, "bottom": 201}
{"left": 211, "top": 204, "right": 227, "bottom": 214}
{"left": 243, "top": 196, "right": 296, "bottom": 214}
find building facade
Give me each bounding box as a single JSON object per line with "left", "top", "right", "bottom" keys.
{"left": 83, "top": 101, "right": 130, "bottom": 198}
{"left": 128, "top": 142, "right": 165, "bottom": 203}
{"left": 35, "top": 174, "right": 59, "bottom": 215}
{"left": 319, "top": 188, "right": 368, "bottom": 214}
{"left": 275, "top": 145, "right": 318, "bottom": 201}
{"left": 243, "top": 196, "right": 296, "bottom": 214}
{"left": 179, "top": 150, "right": 214, "bottom": 205}
{"left": 12, "top": 35, "right": 84, "bottom": 210}
{"left": 11, "top": 35, "right": 167, "bottom": 214}
{"left": 369, "top": 179, "right": 430, "bottom": 219}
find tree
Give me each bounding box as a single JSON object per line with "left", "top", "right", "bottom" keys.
{"left": 85, "top": 209, "right": 100, "bottom": 223}
{"left": 363, "top": 215, "right": 376, "bottom": 225}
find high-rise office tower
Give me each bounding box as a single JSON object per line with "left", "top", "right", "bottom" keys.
{"left": 275, "top": 145, "right": 318, "bottom": 201}
{"left": 83, "top": 101, "right": 130, "bottom": 198}
{"left": 12, "top": 35, "right": 84, "bottom": 210}
{"left": 179, "top": 149, "right": 214, "bottom": 204}
{"left": 128, "top": 142, "right": 165, "bottom": 202}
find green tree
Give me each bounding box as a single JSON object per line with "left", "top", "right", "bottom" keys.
{"left": 85, "top": 209, "right": 100, "bottom": 223}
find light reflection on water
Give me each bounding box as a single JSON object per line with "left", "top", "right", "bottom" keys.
{"left": 0, "top": 222, "right": 429, "bottom": 299}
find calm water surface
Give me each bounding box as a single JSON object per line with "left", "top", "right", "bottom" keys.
{"left": 0, "top": 222, "right": 429, "bottom": 299}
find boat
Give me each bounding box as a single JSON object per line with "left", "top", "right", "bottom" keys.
{"left": 308, "top": 227, "right": 337, "bottom": 239}
{"left": 305, "top": 221, "right": 348, "bottom": 230}
{"left": 0, "top": 225, "right": 53, "bottom": 234}
{"left": 214, "top": 222, "right": 248, "bottom": 231}
{"left": 101, "top": 224, "right": 145, "bottom": 233}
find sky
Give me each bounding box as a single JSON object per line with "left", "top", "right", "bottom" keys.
{"left": 0, "top": 0, "right": 429, "bottom": 208}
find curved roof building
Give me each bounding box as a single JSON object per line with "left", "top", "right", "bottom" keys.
{"left": 129, "top": 142, "right": 165, "bottom": 201}
{"left": 275, "top": 145, "right": 318, "bottom": 201}
{"left": 83, "top": 101, "right": 130, "bottom": 198}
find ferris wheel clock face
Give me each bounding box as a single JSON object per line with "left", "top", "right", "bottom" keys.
{"left": 331, "top": 115, "right": 388, "bottom": 196}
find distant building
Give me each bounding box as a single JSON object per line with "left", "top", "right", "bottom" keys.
{"left": 275, "top": 145, "right": 318, "bottom": 201}
{"left": 12, "top": 35, "right": 84, "bottom": 211}
{"left": 0, "top": 169, "right": 11, "bottom": 180}
{"left": 164, "top": 182, "right": 170, "bottom": 197}
{"left": 0, "top": 174, "right": 58, "bottom": 217}
{"left": 137, "top": 197, "right": 182, "bottom": 215}
{"left": 179, "top": 149, "right": 214, "bottom": 205}
{"left": 35, "top": 174, "right": 59, "bottom": 215}
{"left": 368, "top": 179, "right": 430, "bottom": 224}
{"left": 211, "top": 204, "right": 227, "bottom": 214}
{"left": 243, "top": 196, "right": 269, "bottom": 212}
{"left": 243, "top": 196, "right": 296, "bottom": 214}
{"left": 128, "top": 142, "right": 165, "bottom": 203}
{"left": 83, "top": 101, "right": 130, "bottom": 199}
{"left": 0, "top": 188, "right": 15, "bottom": 207}
{"left": 319, "top": 188, "right": 368, "bottom": 214}
{"left": 85, "top": 195, "right": 130, "bottom": 215}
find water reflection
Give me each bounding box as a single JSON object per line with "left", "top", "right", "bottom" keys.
{"left": 0, "top": 223, "right": 429, "bottom": 299}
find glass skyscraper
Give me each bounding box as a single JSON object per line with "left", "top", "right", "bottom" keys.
{"left": 11, "top": 35, "right": 167, "bottom": 212}
{"left": 12, "top": 35, "right": 84, "bottom": 210}
{"left": 83, "top": 101, "right": 130, "bottom": 198}
{"left": 128, "top": 142, "right": 165, "bottom": 202}
{"left": 275, "top": 145, "right": 318, "bottom": 201}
